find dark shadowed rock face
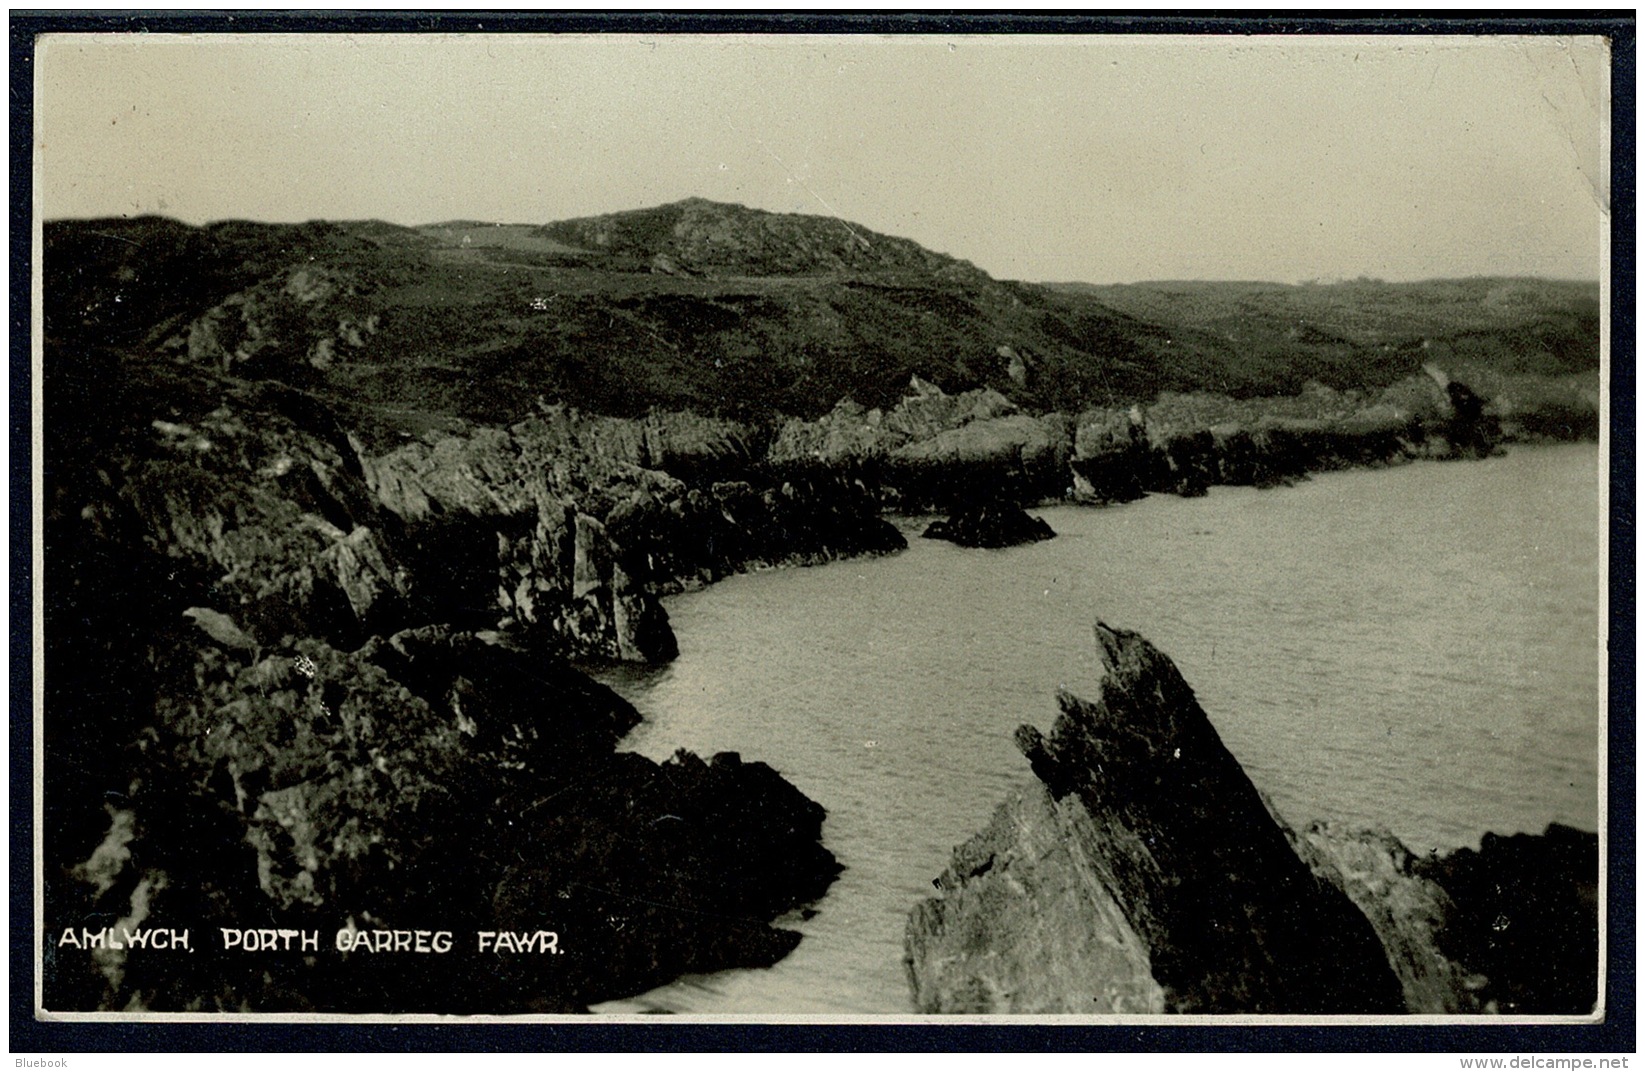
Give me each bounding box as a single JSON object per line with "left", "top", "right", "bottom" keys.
{"left": 43, "top": 349, "right": 842, "bottom": 1013}
{"left": 922, "top": 505, "right": 1056, "bottom": 549}
{"left": 906, "top": 623, "right": 1598, "bottom": 1015}
{"left": 1011, "top": 624, "right": 1405, "bottom": 1013}
{"left": 1413, "top": 824, "right": 1599, "bottom": 1014}
{"left": 1283, "top": 821, "right": 1483, "bottom": 1013}
{"left": 1286, "top": 819, "right": 1599, "bottom": 1016}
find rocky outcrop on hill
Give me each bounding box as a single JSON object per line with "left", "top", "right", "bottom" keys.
{"left": 905, "top": 622, "right": 1598, "bottom": 1015}
{"left": 43, "top": 349, "right": 842, "bottom": 1013}
{"left": 536, "top": 197, "right": 989, "bottom": 281}
{"left": 185, "top": 265, "right": 382, "bottom": 376}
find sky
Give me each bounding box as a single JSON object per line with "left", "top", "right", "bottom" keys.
{"left": 34, "top": 31, "right": 1610, "bottom": 285}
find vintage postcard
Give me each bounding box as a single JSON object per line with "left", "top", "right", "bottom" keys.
{"left": 23, "top": 19, "right": 1619, "bottom": 1037}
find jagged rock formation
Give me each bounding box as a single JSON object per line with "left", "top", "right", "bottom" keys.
{"left": 43, "top": 348, "right": 842, "bottom": 1013}
{"left": 771, "top": 371, "right": 1524, "bottom": 516}
{"left": 768, "top": 378, "right": 1073, "bottom": 509}
{"left": 73, "top": 358, "right": 1506, "bottom": 678}
{"left": 1068, "top": 380, "right": 1509, "bottom": 502}
{"left": 905, "top": 623, "right": 1598, "bottom": 1015}
{"left": 922, "top": 505, "right": 1056, "bottom": 549}
{"left": 360, "top": 406, "right": 904, "bottom": 661}
{"left": 905, "top": 783, "right": 1169, "bottom": 1014}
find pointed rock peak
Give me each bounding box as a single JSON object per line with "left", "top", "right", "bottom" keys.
{"left": 1093, "top": 620, "right": 1129, "bottom": 671}
{"left": 908, "top": 375, "right": 947, "bottom": 399}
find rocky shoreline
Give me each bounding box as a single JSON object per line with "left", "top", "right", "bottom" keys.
{"left": 44, "top": 350, "right": 854, "bottom": 1013}
{"left": 343, "top": 365, "right": 1598, "bottom": 656}
{"left": 41, "top": 207, "right": 1601, "bottom": 1015}
{"left": 904, "top": 623, "right": 1598, "bottom": 1015}
{"left": 44, "top": 337, "right": 1598, "bottom": 1013}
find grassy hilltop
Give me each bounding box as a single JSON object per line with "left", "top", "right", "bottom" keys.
{"left": 45, "top": 199, "right": 1599, "bottom": 443}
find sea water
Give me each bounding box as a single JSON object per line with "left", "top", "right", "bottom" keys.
{"left": 591, "top": 444, "right": 1602, "bottom": 1015}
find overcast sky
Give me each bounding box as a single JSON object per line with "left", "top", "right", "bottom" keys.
{"left": 35, "top": 32, "right": 1609, "bottom": 284}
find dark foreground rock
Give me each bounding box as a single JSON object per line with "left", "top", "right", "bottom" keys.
{"left": 1286, "top": 819, "right": 1599, "bottom": 1015}
{"left": 922, "top": 504, "right": 1055, "bottom": 549}
{"left": 905, "top": 623, "right": 1598, "bottom": 1015}
{"left": 43, "top": 349, "right": 841, "bottom": 1013}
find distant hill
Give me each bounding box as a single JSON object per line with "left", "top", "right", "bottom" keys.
{"left": 1048, "top": 277, "right": 1600, "bottom": 387}
{"left": 44, "top": 201, "right": 1600, "bottom": 440}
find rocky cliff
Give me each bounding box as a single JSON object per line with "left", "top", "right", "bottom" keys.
{"left": 45, "top": 210, "right": 1597, "bottom": 534}
{"left": 43, "top": 347, "right": 843, "bottom": 1012}
{"left": 358, "top": 406, "right": 903, "bottom": 663}
{"left": 905, "top": 623, "right": 1598, "bottom": 1015}
{"left": 770, "top": 370, "right": 1531, "bottom": 513}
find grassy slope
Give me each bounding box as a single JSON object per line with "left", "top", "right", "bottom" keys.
{"left": 1048, "top": 278, "right": 1600, "bottom": 391}
{"left": 44, "top": 203, "right": 1600, "bottom": 442}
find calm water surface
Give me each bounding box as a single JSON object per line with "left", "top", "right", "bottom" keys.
{"left": 590, "top": 444, "right": 1601, "bottom": 1015}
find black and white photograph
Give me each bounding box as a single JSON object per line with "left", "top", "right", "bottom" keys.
{"left": 23, "top": 19, "right": 1619, "bottom": 1032}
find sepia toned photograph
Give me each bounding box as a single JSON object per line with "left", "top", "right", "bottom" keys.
{"left": 27, "top": 21, "right": 1613, "bottom": 1028}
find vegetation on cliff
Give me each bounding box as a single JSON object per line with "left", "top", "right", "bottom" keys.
{"left": 46, "top": 201, "right": 1598, "bottom": 434}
